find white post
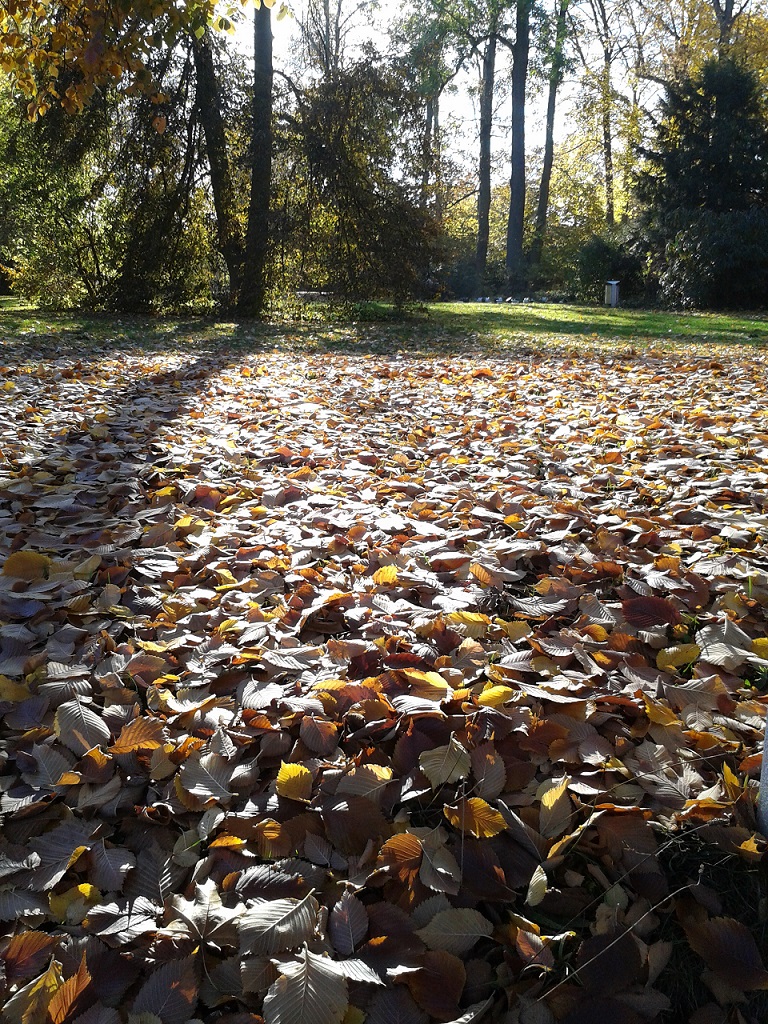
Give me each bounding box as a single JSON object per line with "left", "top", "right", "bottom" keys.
{"left": 758, "top": 716, "right": 768, "bottom": 835}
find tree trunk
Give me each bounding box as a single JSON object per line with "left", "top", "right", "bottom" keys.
{"left": 601, "top": 49, "right": 615, "bottom": 227}
{"left": 475, "top": 28, "right": 497, "bottom": 283}
{"left": 505, "top": 0, "right": 530, "bottom": 292}
{"left": 421, "top": 96, "right": 434, "bottom": 206}
{"left": 433, "top": 93, "right": 444, "bottom": 221}
{"left": 241, "top": 2, "right": 273, "bottom": 315}
{"left": 711, "top": 0, "right": 736, "bottom": 51}
{"left": 529, "top": 0, "right": 569, "bottom": 271}
{"left": 191, "top": 30, "right": 244, "bottom": 304}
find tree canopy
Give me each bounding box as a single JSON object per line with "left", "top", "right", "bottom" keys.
{"left": 1, "top": 0, "right": 768, "bottom": 309}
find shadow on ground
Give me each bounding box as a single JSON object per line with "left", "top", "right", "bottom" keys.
{"left": 2, "top": 297, "right": 767, "bottom": 365}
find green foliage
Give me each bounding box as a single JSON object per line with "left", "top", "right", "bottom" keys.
{"left": 0, "top": 52, "right": 217, "bottom": 312}
{"left": 274, "top": 54, "right": 441, "bottom": 302}
{"left": 658, "top": 209, "right": 768, "bottom": 309}
{"left": 637, "top": 57, "right": 768, "bottom": 308}
{"left": 575, "top": 230, "right": 645, "bottom": 303}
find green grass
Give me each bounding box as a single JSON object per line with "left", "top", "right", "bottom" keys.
{"left": 428, "top": 301, "right": 768, "bottom": 347}
{"left": 1, "top": 294, "right": 766, "bottom": 361}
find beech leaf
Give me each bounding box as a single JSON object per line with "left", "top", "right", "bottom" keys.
{"left": 262, "top": 946, "right": 348, "bottom": 1024}
{"left": 415, "top": 908, "right": 493, "bottom": 955}
{"left": 238, "top": 892, "right": 319, "bottom": 955}
{"left": 684, "top": 916, "right": 768, "bottom": 990}
{"left": 130, "top": 954, "right": 198, "bottom": 1024}
{"left": 443, "top": 797, "right": 507, "bottom": 838}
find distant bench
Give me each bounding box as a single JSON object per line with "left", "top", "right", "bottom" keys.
{"left": 296, "top": 291, "right": 333, "bottom": 302}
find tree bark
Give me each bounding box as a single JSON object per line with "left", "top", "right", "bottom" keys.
{"left": 505, "top": 0, "right": 530, "bottom": 292}
{"left": 601, "top": 49, "right": 615, "bottom": 227}
{"left": 421, "top": 96, "right": 434, "bottom": 206}
{"left": 240, "top": 2, "right": 273, "bottom": 315}
{"left": 433, "top": 93, "right": 444, "bottom": 220}
{"left": 191, "top": 30, "right": 245, "bottom": 304}
{"left": 529, "top": 0, "right": 569, "bottom": 271}
{"left": 475, "top": 26, "right": 497, "bottom": 283}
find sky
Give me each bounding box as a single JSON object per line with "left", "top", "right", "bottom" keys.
{"left": 230, "top": 0, "right": 571, "bottom": 183}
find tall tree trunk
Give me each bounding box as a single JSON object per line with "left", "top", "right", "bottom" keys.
{"left": 433, "top": 94, "right": 444, "bottom": 221}
{"left": 601, "top": 50, "right": 615, "bottom": 227}
{"left": 529, "top": 0, "right": 569, "bottom": 271}
{"left": 505, "top": 0, "right": 530, "bottom": 292}
{"left": 242, "top": 2, "right": 273, "bottom": 315}
{"left": 192, "top": 30, "right": 244, "bottom": 304}
{"left": 421, "top": 96, "right": 434, "bottom": 206}
{"left": 711, "top": 0, "right": 737, "bottom": 51}
{"left": 475, "top": 27, "right": 497, "bottom": 283}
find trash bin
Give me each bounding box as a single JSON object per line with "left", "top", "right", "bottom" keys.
{"left": 605, "top": 280, "right": 620, "bottom": 307}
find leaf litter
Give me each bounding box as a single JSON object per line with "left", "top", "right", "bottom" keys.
{"left": 0, "top": 334, "right": 767, "bottom": 1024}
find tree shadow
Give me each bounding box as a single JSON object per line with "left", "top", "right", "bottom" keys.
{"left": 0, "top": 351, "right": 225, "bottom": 627}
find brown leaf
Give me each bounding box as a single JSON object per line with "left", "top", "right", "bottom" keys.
{"left": 47, "top": 953, "right": 94, "bottom": 1023}
{"left": 0, "top": 932, "right": 59, "bottom": 983}
{"left": 370, "top": 833, "right": 422, "bottom": 887}
{"left": 323, "top": 795, "right": 391, "bottom": 854}
{"left": 575, "top": 930, "right": 644, "bottom": 995}
{"left": 684, "top": 915, "right": 768, "bottom": 990}
{"left": 329, "top": 891, "right": 368, "bottom": 955}
{"left": 405, "top": 951, "right": 466, "bottom": 1021}
{"left": 130, "top": 954, "right": 198, "bottom": 1023}
{"left": 621, "top": 596, "right": 681, "bottom": 628}
{"left": 109, "top": 716, "right": 165, "bottom": 753}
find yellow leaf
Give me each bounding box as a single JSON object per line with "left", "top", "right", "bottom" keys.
{"left": 399, "top": 668, "right": 448, "bottom": 698}
{"left": 175, "top": 515, "right": 206, "bottom": 533}
{"left": 444, "top": 796, "right": 507, "bottom": 838}
{"left": 2, "top": 550, "right": 51, "bottom": 580}
{"left": 751, "top": 638, "right": 768, "bottom": 660}
{"left": 373, "top": 565, "right": 399, "bottom": 585}
{"left": 496, "top": 620, "right": 532, "bottom": 641}
{"left": 641, "top": 694, "right": 679, "bottom": 727}
{"left": 477, "top": 684, "right": 515, "bottom": 708}
{"left": 49, "top": 883, "right": 101, "bottom": 924}
{"left": 73, "top": 554, "right": 102, "bottom": 580}
{"left": 5, "top": 959, "right": 63, "bottom": 1024}
{"left": 212, "top": 568, "right": 238, "bottom": 587}
{"left": 275, "top": 762, "right": 313, "bottom": 802}
{"left": 722, "top": 762, "right": 742, "bottom": 801}
{"left": 539, "top": 777, "right": 572, "bottom": 839}
{"left": 445, "top": 611, "right": 491, "bottom": 638}
{"left": 656, "top": 644, "right": 701, "bottom": 671}
{"left": 737, "top": 835, "right": 764, "bottom": 862}
{"left": 0, "top": 675, "right": 31, "bottom": 702}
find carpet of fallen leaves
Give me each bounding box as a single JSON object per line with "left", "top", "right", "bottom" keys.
{"left": 1, "top": 331, "right": 768, "bottom": 1024}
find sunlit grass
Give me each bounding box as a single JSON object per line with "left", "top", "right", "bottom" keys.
{"left": 1, "top": 294, "right": 766, "bottom": 361}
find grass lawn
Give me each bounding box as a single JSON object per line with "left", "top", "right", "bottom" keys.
{"left": 2, "top": 294, "right": 767, "bottom": 357}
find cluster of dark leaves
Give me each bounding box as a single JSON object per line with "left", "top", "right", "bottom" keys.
{"left": 0, "top": 335, "right": 767, "bottom": 1024}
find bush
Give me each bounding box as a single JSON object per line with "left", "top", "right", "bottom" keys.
{"left": 658, "top": 208, "right": 768, "bottom": 308}
{"left": 575, "top": 232, "right": 645, "bottom": 303}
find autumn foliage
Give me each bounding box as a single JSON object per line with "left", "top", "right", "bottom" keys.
{"left": 0, "top": 331, "right": 766, "bottom": 1023}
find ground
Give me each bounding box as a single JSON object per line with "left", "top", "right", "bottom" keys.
{"left": 0, "top": 299, "right": 767, "bottom": 1024}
